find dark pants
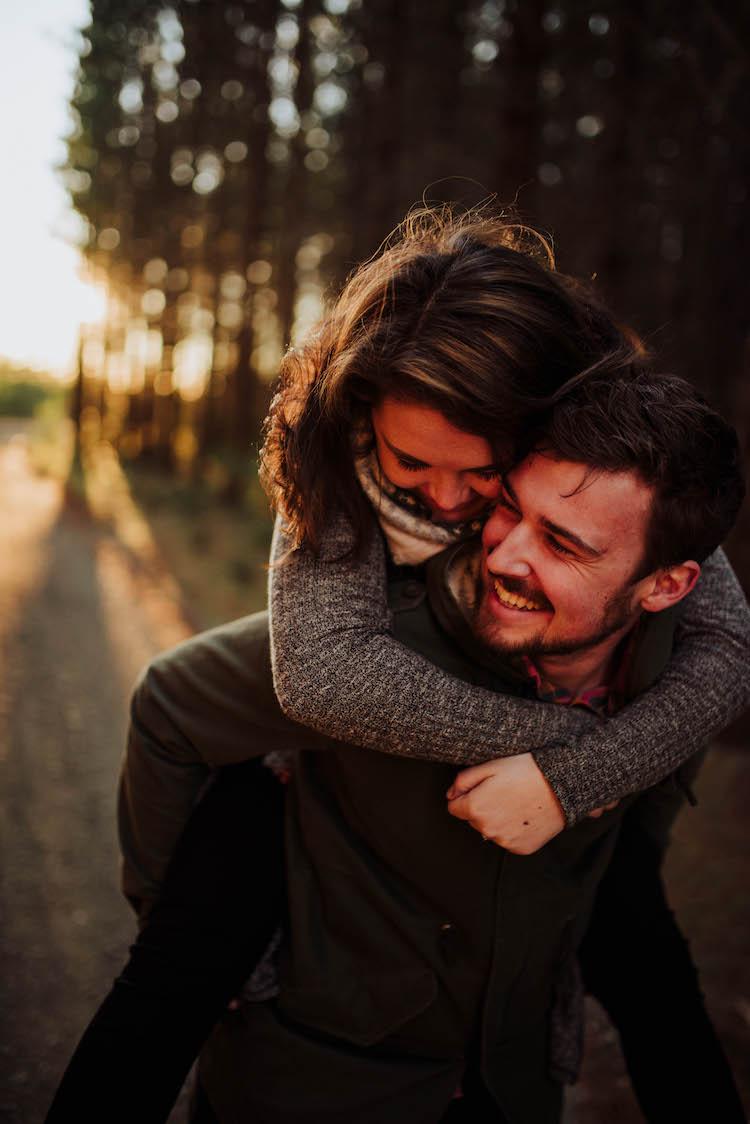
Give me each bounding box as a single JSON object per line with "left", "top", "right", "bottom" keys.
{"left": 45, "top": 761, "right": 285, "bottom": 1124}
{"left": 579, "top": 809, "right": 746, "bottom": 1123}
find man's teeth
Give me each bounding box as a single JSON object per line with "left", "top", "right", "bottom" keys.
{"left": 493, "top": 578, "right": 545, "bottom": 612}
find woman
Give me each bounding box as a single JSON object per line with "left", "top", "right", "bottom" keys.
{"left": 48, "top": 208, "right": 748, "bottom": 1122}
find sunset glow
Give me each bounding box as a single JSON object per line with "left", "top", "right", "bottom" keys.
{"left": 0, "top": 0, "right": 91, "bottom": 379}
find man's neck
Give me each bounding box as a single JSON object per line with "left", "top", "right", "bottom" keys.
{"left": 535, "top": 622, "right": 636, "bottom": 697}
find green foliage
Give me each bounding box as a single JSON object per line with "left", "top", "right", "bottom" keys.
{"left": 0, "top": 377, "right": 65, "bottom": 419}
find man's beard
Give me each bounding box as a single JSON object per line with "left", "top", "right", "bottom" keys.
{"left": 471, "top": 570, "right": 638, "bottom": 660}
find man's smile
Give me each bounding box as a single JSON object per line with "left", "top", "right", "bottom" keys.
{"left": 491, "top": 576, "right": 552, "bottom": 614}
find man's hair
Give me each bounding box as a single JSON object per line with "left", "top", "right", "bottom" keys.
{"left": 542, "top": 367, "right": 745, "bottom": 574}
{"left": 261, "top": 205, "right": 639, "bottom": 554}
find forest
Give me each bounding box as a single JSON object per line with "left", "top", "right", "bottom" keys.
{"left": 1, "top": 11, "right": 747, "bottom": 1118}
{"left": 63, "top": 0, "right": 749, "bottom": 560}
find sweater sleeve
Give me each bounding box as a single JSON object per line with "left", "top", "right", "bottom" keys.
{"left": 268, "top": 511, "right": 600, "bottom": 764}
{"left": 534, "top": 546, "right": 750, "bottom": 823}
{"left": 270, "top": 515, "right": 750, "bottom": 824}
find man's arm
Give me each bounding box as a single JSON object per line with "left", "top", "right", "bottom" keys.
{"left": 119, "top": 612, "right": 327, "bottom": 912}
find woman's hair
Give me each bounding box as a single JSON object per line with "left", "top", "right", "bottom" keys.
{"left": 260, "top": 205, "right": 641, "bottom": 553}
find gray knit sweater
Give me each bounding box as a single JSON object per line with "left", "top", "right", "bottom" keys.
{"left": 268, "top": 506, "right": 750, "bottom": 825}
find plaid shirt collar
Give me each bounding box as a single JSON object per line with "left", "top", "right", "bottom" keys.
{"left": 521, "top": 622, "right": 641, "bottom": 718}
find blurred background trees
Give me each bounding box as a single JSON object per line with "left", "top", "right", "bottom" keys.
{"left": 63, "top": 0, "right": 750, "bottom": 519}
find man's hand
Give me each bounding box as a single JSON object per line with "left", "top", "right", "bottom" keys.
{"left": 446, "top": 753, "right": 566, "bottom": 854}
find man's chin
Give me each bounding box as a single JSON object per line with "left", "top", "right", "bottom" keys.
{"left": 474, "top": 608, "right": 547, "bottom": 657}
{"left": 478, "top": 614, "right": 639, "bottom": 662}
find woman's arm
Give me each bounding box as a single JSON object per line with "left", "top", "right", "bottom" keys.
{"left": 268, "top": 511, "right": 599, "bottom": 762}
{"left": 533, "top": 547, "right": 750, "bottom": 823}
{"left": 270, "top": 515, "right": 750, "bottom": 824}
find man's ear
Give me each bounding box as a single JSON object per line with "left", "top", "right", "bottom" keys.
{"left": 640, "top": 561, "right": 701, "bottom": 614}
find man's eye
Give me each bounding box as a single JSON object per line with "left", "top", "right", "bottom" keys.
{"left": 474, "top": 469, "right": 502, "bottom": 481}
{"left": 395, "top": 456, "right": 426, "bottom": 472}
{"left": 547, "top": 535, "right": 575, "bottom": 556}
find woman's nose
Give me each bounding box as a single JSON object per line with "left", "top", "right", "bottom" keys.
{"left": 427, "top": 473, "right": 471, "bottom": 511}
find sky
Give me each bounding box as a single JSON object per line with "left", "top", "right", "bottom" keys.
{"left": 0, "top": 0, "right": 100, "bottom": 379}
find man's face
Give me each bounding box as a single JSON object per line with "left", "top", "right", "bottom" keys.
{"left": 475, "top": 452, "right": 656, "bottom": 658}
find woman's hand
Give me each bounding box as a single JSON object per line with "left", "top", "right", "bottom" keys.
{"left": 446, "top": 753, "right": 566, "bottom": 853}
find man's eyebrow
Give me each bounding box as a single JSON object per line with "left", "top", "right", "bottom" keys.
{"left": 383, "top": 434, "right": 499, "bottom": 472}
{"left": 541, "top": 516, "right": 603, "bottom": 558}
{"left": 503, "top": 476, "right": 604, "bottom": 558}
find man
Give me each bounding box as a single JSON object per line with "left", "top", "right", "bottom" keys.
{"left": 163, "top": 370, "right": 737, "bottom": 1123}
{"left": 445, "top": 370, "right": 727, "bottom": 847}
{"left": 87, "top": 370, "right": 744, "bottom": 1124}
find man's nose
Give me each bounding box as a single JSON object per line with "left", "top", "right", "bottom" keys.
{"left": 486, "top": 523, "right": 533, "bottom": 579}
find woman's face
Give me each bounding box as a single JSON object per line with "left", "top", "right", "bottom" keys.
{"left": 371, "top": 395, "right": 503, "bottom": 523}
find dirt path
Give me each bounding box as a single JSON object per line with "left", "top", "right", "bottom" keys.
{"left": 0, "top": 419, "right": 747, "bottom": 1122}
{"left": 0, "top": 420, "right": 192, "bottom": 1122}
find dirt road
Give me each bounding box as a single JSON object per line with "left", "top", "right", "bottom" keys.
{"left": 0, "top": 420, "right": 192, "bottom": 1122}
{"left": 0, "top": 419, "right": 747, "bottom": 1122}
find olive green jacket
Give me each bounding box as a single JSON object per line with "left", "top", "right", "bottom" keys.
{"left": 121, "top": 548, "right": 680, "bottom": 1123}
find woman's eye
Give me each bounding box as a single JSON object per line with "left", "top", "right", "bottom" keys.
{"left": 395, "top": 456, "right": 426, "bottom": 472}
{"left": 474, "top": 469, "right": 502, "bottom": 481}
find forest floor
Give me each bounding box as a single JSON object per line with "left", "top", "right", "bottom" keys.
{"left": 0, "top": 417, "right": 748, "bottom": 1122}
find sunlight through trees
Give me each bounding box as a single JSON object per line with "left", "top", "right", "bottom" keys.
{"left": 63, "top": 0, "right": 749, "bottom": 498}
